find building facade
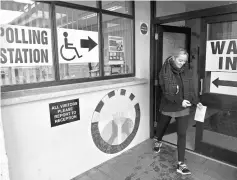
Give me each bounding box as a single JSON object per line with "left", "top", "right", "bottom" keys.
{"left": 1, "top": 1, "right": 237, "bottom": 180}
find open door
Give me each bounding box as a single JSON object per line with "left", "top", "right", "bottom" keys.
{"left": 152, "top": 25, "right": 192, "bottom": 147}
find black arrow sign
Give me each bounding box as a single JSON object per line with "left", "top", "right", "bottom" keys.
{"left": 212, "top": 77, "right": 237, "bottom": 88}
{"left": 80, "top": 36, "right": 97, "bottom": 51}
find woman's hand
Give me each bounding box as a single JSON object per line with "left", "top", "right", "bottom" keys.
{"left": 182, "top": 100, "right": 191, "bottom": 108}
{"left": 197, "top": 102, "right": 203, "bottom": 109}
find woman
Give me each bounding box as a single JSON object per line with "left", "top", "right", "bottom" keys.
{"left": 154, "top": 48, "right": 203, "bottom": 175}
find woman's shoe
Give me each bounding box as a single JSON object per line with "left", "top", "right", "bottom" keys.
{"left": 153, "top": 141, "right": 162, "bottom": 153}
{"left": 177, "top": 162, "right": 191, "bottom": 175}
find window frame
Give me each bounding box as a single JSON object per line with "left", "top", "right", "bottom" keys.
{"left": 1, "top": 1, "right": 135, "bottom": 92}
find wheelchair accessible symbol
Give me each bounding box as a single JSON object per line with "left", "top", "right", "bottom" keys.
{"left": 60, "top": 32, "right": 98, "bottom": 61}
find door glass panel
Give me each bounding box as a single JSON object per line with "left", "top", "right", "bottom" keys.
{"left": 156, "top": 1, "right": 237, "bottom": 17}
{"left": 207, "top": 21, "right": 237, "bottom": 40}
{"left": 203, "top": 21, "right": 237, "bottom": 152}
{"left": 162, "top": 32, "right": 186, "bottom": 64}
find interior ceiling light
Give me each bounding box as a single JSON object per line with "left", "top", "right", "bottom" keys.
{"left": 81, "top": 13, "right": 97, "bottom": 20}
{"left": 1, "top": 9, "right": 66, "bottom": 25}
{"left": 0, "top": 10, "right": 23, "bottom": 24}
{"left": 13, "top": 0, "right": 34, "bottom": 4}
{"left": 107, "top": 6, "right": 122, "bottom": 11}
{"left": 81, "top": 6, "right": 122, "bottom": 20}
{"left": 107, "top": 23, "right": 119, "bottom": 28}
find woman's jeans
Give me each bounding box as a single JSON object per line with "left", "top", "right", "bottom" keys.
{"left": 155, "top": 113, "right": 190, "bottom": 162}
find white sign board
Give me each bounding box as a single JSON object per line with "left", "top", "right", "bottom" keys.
{"left": 210, "top": 72, "right": 237, "bottom": 96}
{"left": 57, "top": 28, "right": 98, "bottom": 64}
{"left": 0, "top": 25, "right": 53, "bottom": 67}
{"left": 206, "top": 39, "right": 237, "bottom": 72}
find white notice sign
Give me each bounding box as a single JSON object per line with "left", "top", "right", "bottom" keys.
{"left": 0, "top": 25, "right": 53, "bottom": 67}
{"left": 210, "top": 72, "right": 237, "bottom": 96}
{"left": 206, "top": 39, "right": 237, "bottom": 72}
{"left": 57, "top": 28, "right": 98, "bottom": 64}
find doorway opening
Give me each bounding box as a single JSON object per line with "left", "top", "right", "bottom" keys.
{"left": 154, "top": 19, "right": 201, "bottom": 151}
{"left": 152, "top": 15, "right": 237, "bottom": 166}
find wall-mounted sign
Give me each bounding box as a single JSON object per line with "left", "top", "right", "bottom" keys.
{"left": 206, "top": 39, "right": 237, "bottom": 72}
{"left": 140, "top": 22, "right": 148, "bottom": 35}
{"left": 206, "top": 39, "right": 237, "bottom": 96}
{"left": 57, "top": 28, "right": 98, "bottom": 64}
{"left": 49, "top": 99, "right": 80, "bottom": 127}
{"left": 108, "top": 36, "right": 124, "bottom": 65}
{"left": 0, "top": 25, "right": 52, "bottom": 67}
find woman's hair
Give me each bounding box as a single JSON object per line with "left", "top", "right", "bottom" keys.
{"left": 172, "top": 48, "right": 189, "bottom": 58}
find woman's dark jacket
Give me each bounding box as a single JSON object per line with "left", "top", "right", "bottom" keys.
{"left": 159, "top": 56, "right": 199, "bottom": 112}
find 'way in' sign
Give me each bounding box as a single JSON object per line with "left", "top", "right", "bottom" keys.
{"left": 210, "top": 40, "right": 237, "bottom": 71}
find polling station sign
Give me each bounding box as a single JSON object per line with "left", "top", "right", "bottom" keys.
{"left": 57, "top": 28, "right": 98, "bottom": 64}
{"left": 0, "top": 25, "right": 53, "bottom": 67}
{"left": 49, "top": 99, "right": 80, "bottom": 127}
{"left": 206, "top": 39, "right": 237, "bottom": 72}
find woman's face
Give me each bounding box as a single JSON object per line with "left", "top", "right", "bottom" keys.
{"left": 174, "top": 54, "right": 188, "bottom": 68}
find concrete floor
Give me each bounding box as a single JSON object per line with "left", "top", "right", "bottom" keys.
{"left": 72, "top": 139, "right": 237, "bottom": 180}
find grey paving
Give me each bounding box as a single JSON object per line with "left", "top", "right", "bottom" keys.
{"left": 72, "top": 139, "right": 237, "bottom": 180}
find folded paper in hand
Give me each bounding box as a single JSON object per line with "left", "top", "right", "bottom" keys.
{"left": 194, "top": 106, "right": 207, "bottom": 122}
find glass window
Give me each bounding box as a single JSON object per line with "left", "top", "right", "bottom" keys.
{"left": 102, "top": 1, "right": 133, "bottom": 15}
{"left": 156, "top": 1, "right": 237, "bottom": 17}
{"left": 207, "top": 21, "right": 237, "bottom": 40}
{"left": 102, "top": 15, "right": 133, "bottom": 76}
{"left": 162, "top": 32, "right": 186, "bottom": 63}
{"left": 55, "top": 6, "right": 99, "bottom": 79}
{"left": 1, "top": 1, "right": 135, "bottom": 91}
{"left": 156, "top": 1, "right": 186, "bottom": 17}
{"left": 0, "top": 1, "right": 54, "bottom": 86}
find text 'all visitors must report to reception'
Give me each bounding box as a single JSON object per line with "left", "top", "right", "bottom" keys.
{"left": 49, "top": 99, "right": 80, "bottom": 127}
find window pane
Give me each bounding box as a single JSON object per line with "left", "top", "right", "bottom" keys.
{"left": 55, "top": 6, "right": 99, "bottom": 79}
{"left": 207, "top": 21, "right": 237, "bottom": 40}
{"left": 103, "top": 15, "right": 133, "bottom": 76}
{"left": 162, "top": 32, "right": 186, "bottom": 63}
{"left": 58, "top": 1, "right": 97, "bottom": 8}
{"left": 0, "top": 1, "right": 54, "bottom": 86}
{"left": 156, "top": 1, "right": 236, "bottom": 17}
{"left": 102, "top": 1, "right": 133, "bottom": 15}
